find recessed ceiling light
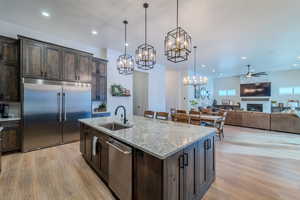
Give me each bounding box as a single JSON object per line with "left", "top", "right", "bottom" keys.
{"left": 212, "top": 69, "right": 215, "bottom": 73}
{"left": 241, "top": 56, "right": 247, "bottom": 60}
{"left": 297, "top": 56, "right": 300, "bottom": 59}
{"left": 91, "top": 30, "right": 98, "bottom": 35}
{"left": 201, "top": 64, "right": 206, "bottom": 68}
{"left": 41, "top": 11, "right": 50, "bottom": 17}
{"left": 125, "top": 43, "right": 129, "bottom": 47}
{"left": 293, "top": 64, "right": 298, "bottom": 67}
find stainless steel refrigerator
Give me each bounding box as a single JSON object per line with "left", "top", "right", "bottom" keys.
{"left": 22, "top": 78, "right": 91, "bottom": 152}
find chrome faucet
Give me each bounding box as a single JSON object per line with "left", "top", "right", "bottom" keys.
{"left": 115, "top": 105, "right": 128, "bottom": 124}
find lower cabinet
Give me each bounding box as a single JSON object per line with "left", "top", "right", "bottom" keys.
{"left": 80, "top": 123, "right": 215, "bottom": 200}
{"left": 164, "top": 134, "right": 215, "bottom": 200}
{"left": 80, "top": 124, "right": 109, "bottom": 183}
{"left": 0, "top": 121, "right": 21, "bottom": 153}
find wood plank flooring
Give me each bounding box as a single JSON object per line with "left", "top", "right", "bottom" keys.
{"left": 1, "top": 125, "right": 300, "bottom": 200}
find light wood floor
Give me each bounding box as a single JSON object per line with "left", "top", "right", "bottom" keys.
{"left": 1, "top": 126, "right": 300, "bottom": 200}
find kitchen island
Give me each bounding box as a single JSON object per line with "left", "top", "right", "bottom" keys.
{"left": 79, "top": 116, "right": 216, "bottom": 200}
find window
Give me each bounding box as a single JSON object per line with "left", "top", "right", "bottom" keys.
{"left": 279, "top": 87, "right": 293, "bottom": 95}
{"left": 294, "top": 87, "right": 300, "bottom": 95}
{"left": 227, "top": 89, "right": 236, "bottom": 96}
{"left": 218, "top": 90, "right": 227, "bottom": 96}
{"left": 218, "top": 89, "right": 236, "bottom": 96}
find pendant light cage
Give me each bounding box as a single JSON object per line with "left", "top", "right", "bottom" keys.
{"left": 117, "top": 20, "right": 134, "bottom": 75}
{"left": 136, "top": 3, "right": 157, "bottom": 70}
{"left": 164, "top": 0, "right": 192, "bottom": 63}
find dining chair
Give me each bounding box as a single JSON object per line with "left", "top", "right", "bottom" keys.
{"left": 201, "top": 108, "right": 212, "bottom": 114}
{"left": 174, "top": 113, "right": 189, "bottom": 123}
{"left": 156, "top": 112, "right": 169, "bottom": 120}
{"left": 176, "top": 110, "right": 187, "bottom": 114}
{"left": 189, "top": 110, "right": 201, "bottom": 125}
{"left": 216, "top": 112, "right": 227, "bottom": 140}
{"left": 189, "top": 110, "right": 201, "bottom": 115}
{"left": 144, "top": 110, "right": 155, "bottom": 118}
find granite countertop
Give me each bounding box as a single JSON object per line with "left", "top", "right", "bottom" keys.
{"left": 0, "top": 117, "right": 21, "bottom": 122}
{"left": 79, "top": 116, "right": 216, "bottom": 159}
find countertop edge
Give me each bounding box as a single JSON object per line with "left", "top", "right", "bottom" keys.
{"left": 0, "top": 117, "right": 21, "bottom": 122}
{"left": 79, "top": 119, "right": 216, "bottom": 160}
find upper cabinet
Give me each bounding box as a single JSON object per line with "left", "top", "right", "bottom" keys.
{"left": 44, "top": 44, "right": 62, "bottom": 80}
{"left": 0, "top": 36, "right": 19, "bottom": 101}
{"left": 77, "top": 53, "right": 92, "bottom": 82}
{"left": 21, "top": 39, "right": 44, "bottom": 78}
{"left": 62, "top": 49, "right": 77, "bottom": 82}
{"left": 0, "top": 37, "right": 18, "bottom": 66}
{"left": 20, "top": 37, "right": 92, "bottom": 82}
{"left": 91, "top": 58, "right": 108, "bottom": 101}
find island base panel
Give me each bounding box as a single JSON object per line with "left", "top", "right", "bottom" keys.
{"left": 80, "top": 123, "right": 215, "bottom": 200}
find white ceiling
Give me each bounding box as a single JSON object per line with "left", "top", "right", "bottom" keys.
{"left": 1, "top": 0, "right": 300, "bottom": 77}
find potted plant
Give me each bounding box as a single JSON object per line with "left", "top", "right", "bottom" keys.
{"left": 189, "top": 99, "right": 199, "bottom": 110}
{"left": 98, "top": 103, "right": 107, "bottom": 112}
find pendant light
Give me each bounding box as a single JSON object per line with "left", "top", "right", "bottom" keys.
{"left": 183, "top": 46, "right": 208, "bottom": 86}
{"left": 135, "top": 3, "right": 156, "bottom": 70}
{"left": 164, "top": 0, "right": 192, "bottom": 63}
{"left": 117, "top": 20, "right": 134, "bottom": 75}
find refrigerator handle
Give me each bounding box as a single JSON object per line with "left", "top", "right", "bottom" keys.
{"left": 63, "top": 92, "right": 67, "bottom": 121}
{"left": 57, "top": 93, "right": 62, "bottom": 122}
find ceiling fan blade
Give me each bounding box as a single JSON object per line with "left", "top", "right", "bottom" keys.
{"left": 251, "top": 74, "right": 261, "bottom": 77}
{"left": 253, "top": 72, "right": 267, "bottom": 76}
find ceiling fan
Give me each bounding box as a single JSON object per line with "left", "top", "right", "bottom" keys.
{"left": 242, "top": 65, "right": 267, "bottom": 78}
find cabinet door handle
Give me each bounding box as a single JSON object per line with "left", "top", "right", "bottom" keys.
{"left": 179, "top": 155, "right": 184, "bottom": 169}
{"left": 44, "top": 72, "right": 47, "bottom": 78}
{"left": 78, "top": 75, "right": 80, "bottom": 80}
{"left": 40, "top": 71, "right": 43, "bottom": 76}
{"left": 183, "top": 153, "right": 188, "bottom": 166}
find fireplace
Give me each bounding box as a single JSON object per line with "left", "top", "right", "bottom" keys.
{"left": 247, "top": 104, "right": 263, "bottom": 112}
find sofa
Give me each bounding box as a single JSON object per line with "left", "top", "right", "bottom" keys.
{"left": 225, "top": 110, "right": 300, "bottom": 134}
{"left": 225, "top": 111, "right": 270, "bottom": 130}
{"left": 270, "top": 113, "right": 300, "bottom": 134}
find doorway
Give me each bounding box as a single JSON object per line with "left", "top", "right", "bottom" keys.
{"left": 133, "top": 71, "right": 149, "bottom": 116}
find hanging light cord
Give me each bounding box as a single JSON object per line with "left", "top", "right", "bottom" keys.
{"left": 145, "top": 3, "right": 147, "bottom": 45}
{"left": 124, "top": 20, "right": 127, "bottom": 55}
{"left": 194, "top": 46, "right": 197, "bottom": 76}
{"left": 176, "top": 0, "right": 179, "bottom": 28}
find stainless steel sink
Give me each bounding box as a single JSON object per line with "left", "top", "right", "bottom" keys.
{"left": 100, "top": 122, "right": 132, "bottom": 131}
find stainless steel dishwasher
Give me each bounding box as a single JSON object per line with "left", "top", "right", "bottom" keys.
{"left": 107, "top": 138, "right": 132, "bottom": 200}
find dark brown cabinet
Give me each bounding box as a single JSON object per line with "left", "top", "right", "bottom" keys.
{"left": 0, "top": 37, "right": 18, "bottom": 66}
{"left": 0, "top": 121, "right": 21, "bottom": 153}
{"left": 196, "top": 135, "right": 215, "bottom": 197}
{"left": 0, "top": 65, "right": 19, "bottom": 101}
{"left": 77, "top": 54, "right": 91, "bottom": 82}
{"left": 80, "top": 124, "right": 109, "bottom": 183}
{"left": 91, "top": 58, "right": 107, "bottom": 101}
{"left": 183, "top": 143, "right": 198, "bottom": 200}
{"left": 21, "top": 39, "right": 44, "bottom": 78}
{"left": 63, "top": 50, "right": 92, "bottom": 82}
{"left": 164, "top": 134, "right": 215, "bottom": 200}
{"left": 80, "top": 123, "right": 216, "bottom": 200}
{"left": 0, "top": 36, "right": 19, "bottom": 101}
{"left": 63, "top": 50, "right": 77, "bottom": 81}
{"left": 20, "top": 37, "right": 92, "bottom": 82}
{"left": 44, "top": 44, "right": 62, "bottom": 80}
